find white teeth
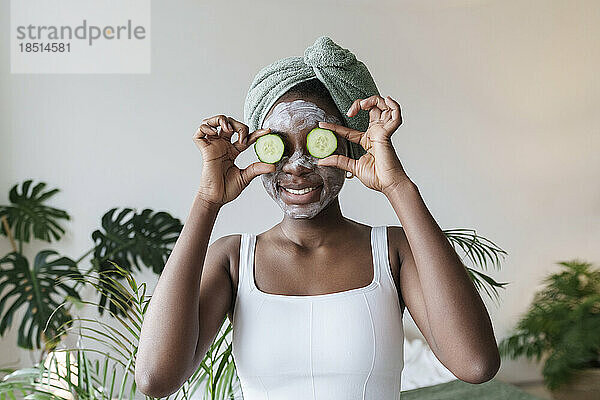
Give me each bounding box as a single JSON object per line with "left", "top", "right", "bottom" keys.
{"left": 283, "top": 187, "right": 317, "bottom": 195}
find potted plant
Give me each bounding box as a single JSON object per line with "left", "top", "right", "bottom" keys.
{"left": 498, "top": 260, "right": 600, "bottom": 400}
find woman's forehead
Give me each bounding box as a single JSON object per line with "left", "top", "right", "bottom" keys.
{"left": 262, "top": 100, "right": 342, "bottom": 133}
{"left": 263, "top": 92, "right": 342, "bottom": 123}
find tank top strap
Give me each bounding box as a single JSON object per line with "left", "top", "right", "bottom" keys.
{"left": 237, "top": 232, "right": 255, "bottom": 294}
{"left": 372, "top": 225, "right": 394, "bottom": 288}
{"left": 368, "top": 225, "right": 382, "bottom": 285}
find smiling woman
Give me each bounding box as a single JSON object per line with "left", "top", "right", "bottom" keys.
{"left": 135, "top": 35, "right": 500, "bottom": 400}
{"left": 259, "top": 94, "right": 350, "bottom": 219}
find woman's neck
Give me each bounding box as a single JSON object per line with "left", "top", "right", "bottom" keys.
{"left": 277, "top": 198, "right": 352, "bottom": 249}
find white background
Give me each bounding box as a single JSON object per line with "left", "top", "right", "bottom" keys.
{"left": 1, "top": 0, "right": 599, "bottom": 390}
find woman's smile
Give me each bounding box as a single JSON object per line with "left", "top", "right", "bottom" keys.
{"left": 278, "top": 184, "right": 324, "bottom": 204}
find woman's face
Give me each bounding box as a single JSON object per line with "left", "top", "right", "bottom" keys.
{"left": 260, "top": 96, "right": 349, "bottom": 219}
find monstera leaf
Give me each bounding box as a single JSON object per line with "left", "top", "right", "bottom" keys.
{"left": 0, "top": 180, "right": 70, "bottom": 244}
{"left": 91, "top": 207, "right": 182, "bottom": 316}
{"left": 0, "top": 250, "right": 83, "bottom": 350}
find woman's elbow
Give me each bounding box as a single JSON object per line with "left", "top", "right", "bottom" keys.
{"left": 459, "top": 352, "right": 501, "bottom": 384}
{"left": 135, "top": 368, "right": 180, "bottom": 398}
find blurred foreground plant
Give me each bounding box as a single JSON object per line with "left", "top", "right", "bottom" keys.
{"left": 0, "top": 262, "right": 241, "bottom": 400}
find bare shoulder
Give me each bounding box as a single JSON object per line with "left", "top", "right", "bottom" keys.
{"left": 208, "top": 234, "right": 243, "bottom": 319}
{"left": 209, "top": 234, "right": 242, "bottom": 282}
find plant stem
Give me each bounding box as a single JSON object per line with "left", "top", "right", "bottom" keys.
{"left": 74, "top": 247, "right": 95, "bottom": 264}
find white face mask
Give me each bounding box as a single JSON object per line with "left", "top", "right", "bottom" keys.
{"left": 260, "top": 100, "right": 348, "bottom": 219}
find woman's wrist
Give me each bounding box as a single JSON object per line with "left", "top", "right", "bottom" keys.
{"left": 192, "top": 192, "right": 222, "bottom": 215}
{"left": 382, "top": 175, "right": 417, "bottom": 198}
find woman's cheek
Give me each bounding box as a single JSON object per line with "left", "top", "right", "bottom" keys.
{"left": 261, "top": 170, "right": 278, "bottom": 198}
{"left": 319, "top": 166, "right": 345, "bottom": 197}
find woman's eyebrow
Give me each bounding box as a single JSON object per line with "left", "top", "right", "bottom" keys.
{"left": 269, "top": 129, "right": 289, "bottom": 138}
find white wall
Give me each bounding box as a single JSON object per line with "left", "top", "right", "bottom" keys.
{"left": 1, "top": 0, "right": 599, "bottom": 386}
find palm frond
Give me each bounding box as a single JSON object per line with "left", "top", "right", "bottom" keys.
{"left": 444, "top": 228, "right": 509, "bottom": 305}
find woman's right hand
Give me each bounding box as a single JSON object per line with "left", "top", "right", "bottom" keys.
{"left": 193, "top": 115, "right": 275, "bottom": 209}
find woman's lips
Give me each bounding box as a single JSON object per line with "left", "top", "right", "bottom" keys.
{"left": 278, "top": 184, "right": 323, "bottom": 204}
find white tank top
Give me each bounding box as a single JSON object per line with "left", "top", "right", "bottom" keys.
{"left": 232, "top": 225, "right": 404, "bottom": 400}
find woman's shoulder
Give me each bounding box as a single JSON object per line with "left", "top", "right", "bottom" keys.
{"left": 211, "top": 233, "right": 243, "bottom": 261}
{"left": 209, "top": 234, "right": 244, "bottom": 292}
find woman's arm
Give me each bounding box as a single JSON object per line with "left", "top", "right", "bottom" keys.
{"left": 386, "top": 178, "right": 500, "bottom": 383}
{"left": 135, "top": 116, "right": 275, "bottom": 397}
{"left": 135, "top": 195, "right": 222, "bottom": 397}
{"left": 317, "top": 95, "right": 500, "bottom": 383}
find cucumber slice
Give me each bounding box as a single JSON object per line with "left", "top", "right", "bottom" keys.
{"left": 306, "top": 128, "right": 338, "bottom": 158}
{"left": 254, "top": 133, "right": 285, "bottom": 164}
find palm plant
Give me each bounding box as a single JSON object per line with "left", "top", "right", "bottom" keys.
{"left": 0, "top": 262, "right": 241, "bottom": 400}
{"left": 498, "top": 260, "right": 600, "bottom": 393}
{"left": 443, "top": 228, "right": 508, "bottom": 305}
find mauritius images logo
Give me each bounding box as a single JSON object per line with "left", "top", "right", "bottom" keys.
{"left": 11, "top": 0, "right": 151, "bottom": 73}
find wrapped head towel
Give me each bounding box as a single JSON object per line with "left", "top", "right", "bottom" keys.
{"left": 243, "top": 36, "right": 380, "bottom": 160}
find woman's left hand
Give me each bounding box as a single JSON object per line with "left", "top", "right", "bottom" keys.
{"left": 317, "top": 95, "right": 411, "bottom": 196}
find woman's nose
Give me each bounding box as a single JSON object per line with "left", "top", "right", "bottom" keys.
{"left": 281, "top": 149, "right": 315, "bottom": 176}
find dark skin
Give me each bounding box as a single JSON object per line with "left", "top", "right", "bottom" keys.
{"left": 135, "top": 91, "right": 500, "bottom": 398}
{"left": 231, "top": 92, "right": 380, "bottom": 304}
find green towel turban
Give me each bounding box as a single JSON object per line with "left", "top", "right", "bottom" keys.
{"left": 243, "top": 36, "right": 380, "bottom": 160}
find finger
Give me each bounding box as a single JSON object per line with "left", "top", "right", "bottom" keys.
{"left": 384, "top": 96, "right": 403, "bottom": 128}
{"left": 240, "top": 161, "right": 276, "bottom": 187}
{"left": 346, "top": 98, "right": 363, "bottom": 118}
{"left": 198, "top": 124, "right": 218, "bottom": 138}
{"left": 193, "top": 126, "right": 211, "bottom": 146}
{"left": 232, "top": 127, "right": 271, "bottom": 152}
{"left": 244, "top": 127, "right": 272, "bottom": 146}
{"left": 318, "top": 121, "right": 364, "bottom": 145}
{"left": 316, "top": 153, "right": 357, "bottom": 175}
{"left": 226, "top": 117, "right": 250, "bottom": 144}
{"left": 201, "top": 115, "right": 222, "bottom": 128}
{"left": 203, "top": 115, "right": 233, "bottom": 133}
{"left": 360, "top": 95, "right": 388, "bottom": 112}
{"left": 220, "top": 122, "right": 235, "bottom": 141}
{"left": 193, "top": 126, "right": 216, "bottom": 149}
{"left": 360, "top": 95, "right": 388, "bottom": 121}
{"left": 370, "top": 104, "right": 382, "bottom": 122}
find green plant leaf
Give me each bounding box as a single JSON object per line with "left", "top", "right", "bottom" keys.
{"left": 443, "top": 228, "right": 508, "bottom": 304}
{"left": 0, "top": 180, "right": 70, "bottom": 244}
{"left": 90, "top": 208, "right": 182, "bottom": 317}
{"left": 499, "top": 259, "right": 600, "bottom": 390}
{"left": 2, "top": 261, "right": 239, "bottom": 400}
{"left": 0, "top": 251, "right": 83, "bottom": 350}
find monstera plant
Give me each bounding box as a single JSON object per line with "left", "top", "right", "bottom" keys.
{"left": 0, "top": 179, "right": 183, "bottom": 362}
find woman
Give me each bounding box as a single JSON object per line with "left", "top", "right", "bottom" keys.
{"left": 136, "top": 37, "right": 500, "bottom": 399}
